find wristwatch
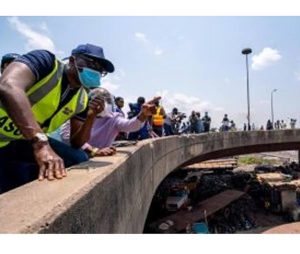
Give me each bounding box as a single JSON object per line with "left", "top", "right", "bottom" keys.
{"left": 90, "top": 147, "right": 99, "bottom": 157}
{"left": 31, "top": 132, "right": 49, "bottom": 144}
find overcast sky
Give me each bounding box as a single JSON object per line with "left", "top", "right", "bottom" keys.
{"left": 1, "top": 16, "right": 300, "bottom": 128}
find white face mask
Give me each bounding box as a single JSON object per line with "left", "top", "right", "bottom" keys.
{"left": 97, "top": 101, "right": 114, "bottom": 117}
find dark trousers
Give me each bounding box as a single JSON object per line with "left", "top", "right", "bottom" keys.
{"left": 128, "top": 131, "right": 139, "bottom": 140}
{"left": 190, "top": 124, "right": 198, "bottom": 134}
{"left": 152, "top": 125, "right": 163, "bottom": 137}
{"left": 203, "top": 124, "right": 210, "bottom": 132}
{"left": 164, "top": 124, "right": 174, "bottom": 136}
{"left": 128, "top": 123, "right": 149, "bottom": 140}
{"left": 0, "top": 138, "right": 89, "bottom": 193}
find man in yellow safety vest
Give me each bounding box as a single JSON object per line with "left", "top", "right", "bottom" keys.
{"left": 151, "top": 100, "right": 166, "bottom": 137}
{"left": 0, "top": 43, "right": 114, "bottom": 193}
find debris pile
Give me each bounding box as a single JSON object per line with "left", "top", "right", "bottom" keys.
{"left": 144, "top": 160, "right": 300, "bottom": 233}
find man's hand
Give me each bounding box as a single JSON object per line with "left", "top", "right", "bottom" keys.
{"left": 87, "top": 96, "right": 105, "bottom": 118}
{"left": 33, "top": 143, "right": 66, "bottom": 181}
{"left": 69, "top": 97, "right": 105, "bottom": 149}
{"left": 96, "top": 147, "right": 116, "bottom": 156}
{"left": 138, "top": 96, "right": 161, "bottom": 122}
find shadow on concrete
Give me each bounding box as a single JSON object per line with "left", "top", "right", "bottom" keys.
{"left": 68, "top": 161, "right": 112, "bottom": 170}
{"left": 116, "top": 150, "right": 135, "bottom": 156}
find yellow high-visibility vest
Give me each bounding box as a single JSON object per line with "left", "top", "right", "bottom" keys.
{"left": 0, "top": 59, "right": 88, "bottom": 148}
{"left": 152, "top": 106, "right": 164, "bottom": 126}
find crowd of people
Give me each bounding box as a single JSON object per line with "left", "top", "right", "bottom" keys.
{"left": 266, "top": 119, "right": 297, "bottom": 130}
{"left": 0, "top": 44, "right": 162, "bottom": 193}
{"left": 0, "top": 43, "right": 298, "bottom": 194}
{"left": 0, "top": 44, "right": 216, "bottom": 194}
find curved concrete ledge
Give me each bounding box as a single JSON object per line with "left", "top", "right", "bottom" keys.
{"left": 1, "top": 130, "right": 300, "bottom": 233}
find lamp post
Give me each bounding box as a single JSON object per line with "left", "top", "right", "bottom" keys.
{"left": 271, "top": 89, "right": 277, "bottom": 126}
{"left": 242, "top": 48, "right": 252, "bottom": 130}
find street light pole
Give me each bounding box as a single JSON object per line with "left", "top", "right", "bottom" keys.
{"left": 242, "top": 48, "right": 252, "bottom": 130}
{"left": 271, "top": 89, "right": 277, "bottom": 126}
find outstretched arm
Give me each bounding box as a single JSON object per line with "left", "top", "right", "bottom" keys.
{"left": 115, "top": 96, "right": 162, "bottom": 132}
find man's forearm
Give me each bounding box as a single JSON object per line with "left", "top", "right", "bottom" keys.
{"left": 0, "top": 84, "right": 43, "bottom": 139}
{"left": 117, "top": 116, "right": 144, "bottom": 132}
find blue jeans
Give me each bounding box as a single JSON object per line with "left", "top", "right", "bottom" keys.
{"left": 0, "top": 138, "right": 88, "bottom": 193}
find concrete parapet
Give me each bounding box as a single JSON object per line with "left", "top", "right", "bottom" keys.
{"left": 1, "top": 130, "right": 300, "bottom": 233}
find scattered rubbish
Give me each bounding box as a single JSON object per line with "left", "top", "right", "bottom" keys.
{"left": 144, "top": 160, "right": 300, "bottom": 233}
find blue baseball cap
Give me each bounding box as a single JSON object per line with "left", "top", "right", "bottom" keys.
{"left": 1, "top": 53, "right": 20, "bottom": 67}
{"left": 71, "top": 43, "right": 114, "bottom": 73}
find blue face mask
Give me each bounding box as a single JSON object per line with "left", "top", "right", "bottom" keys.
{"left": 77, "top": 66, "right": 101, "bottom": 89}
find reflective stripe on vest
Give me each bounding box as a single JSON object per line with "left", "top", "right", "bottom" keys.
{"left": 45, "top": 87, "right": 88, "bottom": 133}
{"left": 152, "top": 106, "right": 164, "bottom": 126}
{"left": 0, "top": 59, "right": 88, "bottom": 148}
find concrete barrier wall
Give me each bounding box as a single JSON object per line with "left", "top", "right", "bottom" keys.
{"left": 1, "top": 130, "right": 300, "bottom": 233}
